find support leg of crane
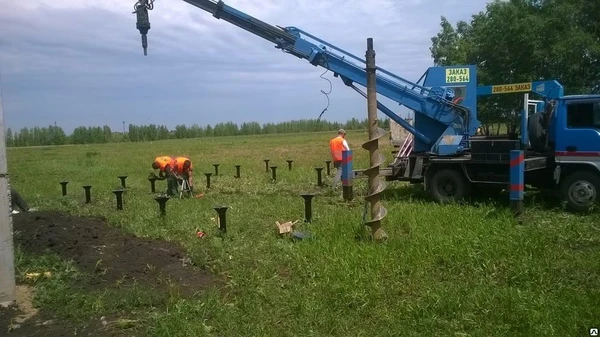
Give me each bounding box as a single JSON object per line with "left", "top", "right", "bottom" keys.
{"left": 509, "top": 150, "right": 524, "bottom": 216}
{"left": 342, "top": 150, "right": 353, "bottom": 201}
{"left": 364, "top": 37, "right": 388, "bottom": 242}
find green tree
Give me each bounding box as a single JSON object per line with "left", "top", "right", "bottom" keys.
{"left": 5, "top": 128, "right": 13, "bottom": 147}
{"left": 430, "top": 0, "right": 600, "bottom": 135}
{"left": 103, "top": 126, "right": 112, "bottom": 143}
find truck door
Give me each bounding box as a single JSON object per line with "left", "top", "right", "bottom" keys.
{"left": 555, "top": 97, "right": 600, "bottom": 170}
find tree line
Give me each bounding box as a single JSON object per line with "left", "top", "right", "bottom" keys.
{"left": 5, "top": 117, "right": 391, "bottom": 147}
{"left": 430, "top": 0, "right": 599, "bottom": 135}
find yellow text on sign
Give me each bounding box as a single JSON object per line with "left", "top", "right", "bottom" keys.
{"left": 445, "top": 68, "right": 470, "bottom": 83}
{"left": 491, "top": 82, "right": 532, "bottom": 94}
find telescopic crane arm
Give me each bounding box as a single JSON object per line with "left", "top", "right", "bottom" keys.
{"left": 134, "top": 0, "right": 479, "bottom": 155}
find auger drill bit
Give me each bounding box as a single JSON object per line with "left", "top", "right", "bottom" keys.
{"left": 134, "top": 0, "right": 151, "bottom": 55}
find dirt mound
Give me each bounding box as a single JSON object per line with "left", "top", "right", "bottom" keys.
{"left": 12, "top": 211, "right": 220, "bottom": 294}
{"left": 1, "top": 211, "right": 223, "bottom": 336}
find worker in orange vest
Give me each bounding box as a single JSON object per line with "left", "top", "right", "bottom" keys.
{"left": 151, "top": 156, "right": 179, "bottom": 196}
{"left": 174, "top": 156, "right": 194, "bottom": 192}
{"left": 329, "top": 128, "right": 350, "bottom": 189}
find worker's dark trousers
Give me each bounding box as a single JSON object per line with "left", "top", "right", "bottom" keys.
{"left": 10, "top": 188, "right": 30, "bottom": 212}
{"left": 166, "top": 175, "right": 179, "bottom": 196}
{"left": 332, "top": 161, "right": 343, "bottom": 189}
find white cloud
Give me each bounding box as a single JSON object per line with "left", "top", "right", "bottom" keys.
{"left": 0, "top": 0, "right": 489, "bottom": 133}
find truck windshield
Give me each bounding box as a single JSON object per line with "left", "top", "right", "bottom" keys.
{"left": 566, "top": 101, "right": 600, "bottom": 129}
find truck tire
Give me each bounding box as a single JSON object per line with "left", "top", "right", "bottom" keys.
{"left": 560, "top": 171, "right": 600, "bottom": 212}
{"left": 429, "top": 168, "right": 470, "bottom": 204}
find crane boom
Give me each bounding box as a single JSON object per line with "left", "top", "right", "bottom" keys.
{"left": 182, "top": 0, "right": 297, "bottom": 47}
{"left": 134, "top": 0, "right": 481, "bottom": 155}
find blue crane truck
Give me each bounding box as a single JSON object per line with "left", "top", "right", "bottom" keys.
{"left": 132, "top": 0, "right": 600, "bottom": 212}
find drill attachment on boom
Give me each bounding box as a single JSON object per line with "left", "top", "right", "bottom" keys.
{"left": 133, "top": 0, "right": 154, "bottom": 55}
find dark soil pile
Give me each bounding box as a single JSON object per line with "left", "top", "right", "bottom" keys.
{"left": 1, "top": 211, "right": 223, "bottom": 336}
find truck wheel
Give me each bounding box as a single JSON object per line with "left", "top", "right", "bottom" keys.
{"left": 429, "top": 168, "right": 470, "bottom": 203}
{"left": 560, "top": 171, "right": 600, "bottom": 212}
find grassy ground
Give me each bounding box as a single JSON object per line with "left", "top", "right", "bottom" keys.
{"left": 6, "top": 130, "right": 600, "bottom": 336}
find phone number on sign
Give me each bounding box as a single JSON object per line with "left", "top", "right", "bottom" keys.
{"left": 492, "top": 83, "right": 532, "bottom": 93}
{"left": 446, "top": 75, "right": 469, "bottom": 83}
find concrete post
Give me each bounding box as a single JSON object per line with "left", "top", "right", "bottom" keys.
{"left": 0, "top": 91, "right": 16, "bottom": 307}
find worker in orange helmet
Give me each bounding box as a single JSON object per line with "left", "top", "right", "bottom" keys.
{"left": 174, "top": 156, "right": 194, "bottom": 193}
{"left": 329, "top": 128, "right": 350, "bottom": 189}
{"left": 151, "top": 156, "right": 179, "bottom": 196}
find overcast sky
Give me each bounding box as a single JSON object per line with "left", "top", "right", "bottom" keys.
{"left": 0, "top": 0, "right": 490, "bottom": 134}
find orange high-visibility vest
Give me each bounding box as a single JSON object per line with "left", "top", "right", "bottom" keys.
{"left": 329, "top": 136, "right": 345, "bottom": 161}
{"left": 154, "top": 156, "right": 174, "bottom": 172}
{"left": 174, "top": 157, "right": 193, "bottom": 174}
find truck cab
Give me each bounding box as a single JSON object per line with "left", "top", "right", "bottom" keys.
{"left": 552, "top": 95, "right": 600, "bottom": 157}
{"left": 548, "top": 95, "right": 600, "bottom": 211}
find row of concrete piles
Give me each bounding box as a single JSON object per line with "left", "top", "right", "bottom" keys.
{"left": 55, "top": 158, "right": 340, "bottom": 234}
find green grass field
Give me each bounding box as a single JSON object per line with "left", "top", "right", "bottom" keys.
{"left": 6, "top": 130, "right": 600, "bottom": 336}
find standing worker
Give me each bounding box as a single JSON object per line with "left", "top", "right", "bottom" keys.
{"left": 329, "top": 128, "right": 350, "bottom": 189}
{"left": 174, "top": 156, "right": 194, "bottom": 193}
{"left": 151, "top": 156, "right": 179, "bottom": 197}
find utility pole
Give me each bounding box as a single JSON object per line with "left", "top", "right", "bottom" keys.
{"left": 0, "top": 88, "right": 16, "bottom": 307}
{"left": 363, "top": 38, "right": 388, "bottom": 241}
